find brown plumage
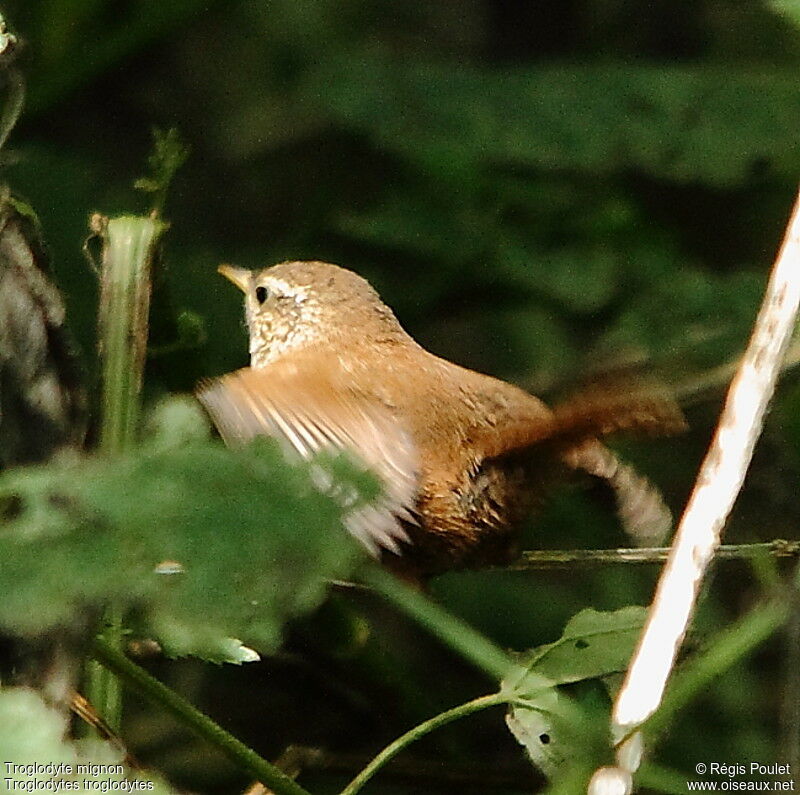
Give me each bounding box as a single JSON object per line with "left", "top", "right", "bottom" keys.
{"left": 198, "top": 260, "right": 685, "bottom": 578}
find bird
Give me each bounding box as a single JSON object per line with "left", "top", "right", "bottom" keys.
{"left": 197, "top": 260, "right": 685, "bottom": 580}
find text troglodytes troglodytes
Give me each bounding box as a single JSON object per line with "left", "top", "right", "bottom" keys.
{"left": 197, "top": 260, "right": 685, "bottom": 579}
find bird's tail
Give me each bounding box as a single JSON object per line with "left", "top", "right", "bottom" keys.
{"left": 563, "top": 440, "right": 673, "bottom": 547}
{"left": 550, "top": 379, "right": 684, "bottom": 546}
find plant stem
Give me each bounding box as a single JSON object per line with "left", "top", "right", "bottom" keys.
{"left": 96, "top": 214, "right": 165, "bottom": 453}
{"left": 88, "top": 214, "right": 167, "bottom": 731}
{"left": 361, "top": 566, "right": 515, "bottom": 681}
{"left": 612, "top": 190, "right": 800, "bottom": 736}
{"left": 93, "top": 637, "right": 313, "bottom": 795}
{"left": 84, "top": 604, "right": 123, "bottom": 734}
{"left": 505, "top": 539, "right": 800, "bottom": 570}
{"left": 643, "top": 597, "right": 789, "bottom": 741}
{"left": 339, "top": 692, "right": 507, "bottom": 795}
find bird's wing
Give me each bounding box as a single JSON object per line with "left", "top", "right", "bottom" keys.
{"left": 196, "top": 363, "right": 419, "bottom": 556}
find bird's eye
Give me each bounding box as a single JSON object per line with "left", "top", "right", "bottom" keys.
{"left": 255, "top": 285, "right": 269, "bottom": 304}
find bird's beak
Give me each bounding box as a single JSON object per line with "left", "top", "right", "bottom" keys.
{"left": 217, "top": 264, "right": 251, "bottom": 293}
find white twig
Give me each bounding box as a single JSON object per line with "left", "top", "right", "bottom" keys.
{"left": 592, "top": 191, "right": 800, "bottom": 793}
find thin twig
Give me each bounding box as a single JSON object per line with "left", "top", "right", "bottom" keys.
{"left": 245, "top": 745, "right": 542, "bottom": 793}
{"left": 674, "top": 336, "right": 800, "bottom": 407}
{"left": 338, "top": 693, "right": 507, "bottom": 795}
{"left": 503, "top": 540, "right": 800, "bottom": 570}
{"left": 69, "top": 692, "right": 141, "bottom": 768}
{"left": 243, "top": 747, "right": 326, "bottom": 795}
{"left": 603, "top": 191, "right": 800, "bottom": 784}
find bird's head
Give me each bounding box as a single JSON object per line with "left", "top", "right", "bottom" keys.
{"left": 218, "top": 260, "right": 407, "bottom": 368}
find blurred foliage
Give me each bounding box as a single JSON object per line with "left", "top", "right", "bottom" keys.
{"left": 134, "top": 127, "right": 190, "bottom": 215}
{"left": 0, "top": 687, "right": 178, "bottom": 793}
{"left": 0, "top": 0, "right": 796, "bottom": 793}
{"left": 0, "top": 397, "right": 366, "bottom": 659}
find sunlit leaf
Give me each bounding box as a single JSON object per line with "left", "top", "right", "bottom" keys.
{"left": 516, "top": 606, "right": 647, "bottom": 685}
{"left": 502, "top": 607, "right": 646, "bottom": 777}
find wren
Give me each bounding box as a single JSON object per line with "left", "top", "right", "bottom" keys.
{"left": 198, "top": 261, "right": 684, "bottom": 578}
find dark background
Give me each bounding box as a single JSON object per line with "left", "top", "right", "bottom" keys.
{"left": 2, "top": 1, "right": 800, "bottom": 792}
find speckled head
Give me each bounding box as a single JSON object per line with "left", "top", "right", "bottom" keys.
{"left": 219, "top": 260, "right": 409, "bottom": 368}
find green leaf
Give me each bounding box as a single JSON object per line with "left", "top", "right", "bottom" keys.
{"left": 216, "top": 637, "right": 261, "bottom": 664}
{"left": 518, "top": 606, "right": 647, "bottom": 685}
{"left": 504, "top": 686, "right": 580, "bottom": 778}
{"left": 7, "top": 196, "right": 41, "bottom": 227}
{"left": 0, "top": 401, "right": 371, "bottom": 659}
{"left": 502, "top": 607, "right": 647, "bottom": 778}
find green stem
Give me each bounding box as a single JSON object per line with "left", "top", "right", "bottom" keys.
{"left": 507, "top": 539, "right": 800, "bottom": 570}
{"left": 88, "top": 215, "right": 167, "bottom": 731}
{"left": 339, "top": 692, "right": 507, "bottom": 795}
{"left": 93, "top": 637, "right": 313, "bottom": 795}
{"left": 84, "top": 604, "right": 124, "bottom": 732}
{"left": 96, "top": 215, "right": 165, "bottom": 453}
{"left": 361, "top": 566, "right": 515, "bottom": 681}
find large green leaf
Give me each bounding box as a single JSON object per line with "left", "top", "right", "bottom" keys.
{"left": 0, "top": 398, "right": 369, "bottom": 659}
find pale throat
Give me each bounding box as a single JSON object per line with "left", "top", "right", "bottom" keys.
{"left": 245, "top": 282, "right": 325, "bottom": 369}
{"left": 248, "top": 324, "right": 323, "bottom": 368}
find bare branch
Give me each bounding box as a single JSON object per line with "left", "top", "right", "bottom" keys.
{"left": 502, "top": 540, "right": 800, "bottom": 570}
{"left": 593, "top": 190, "right": 800, "bottom": 792}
